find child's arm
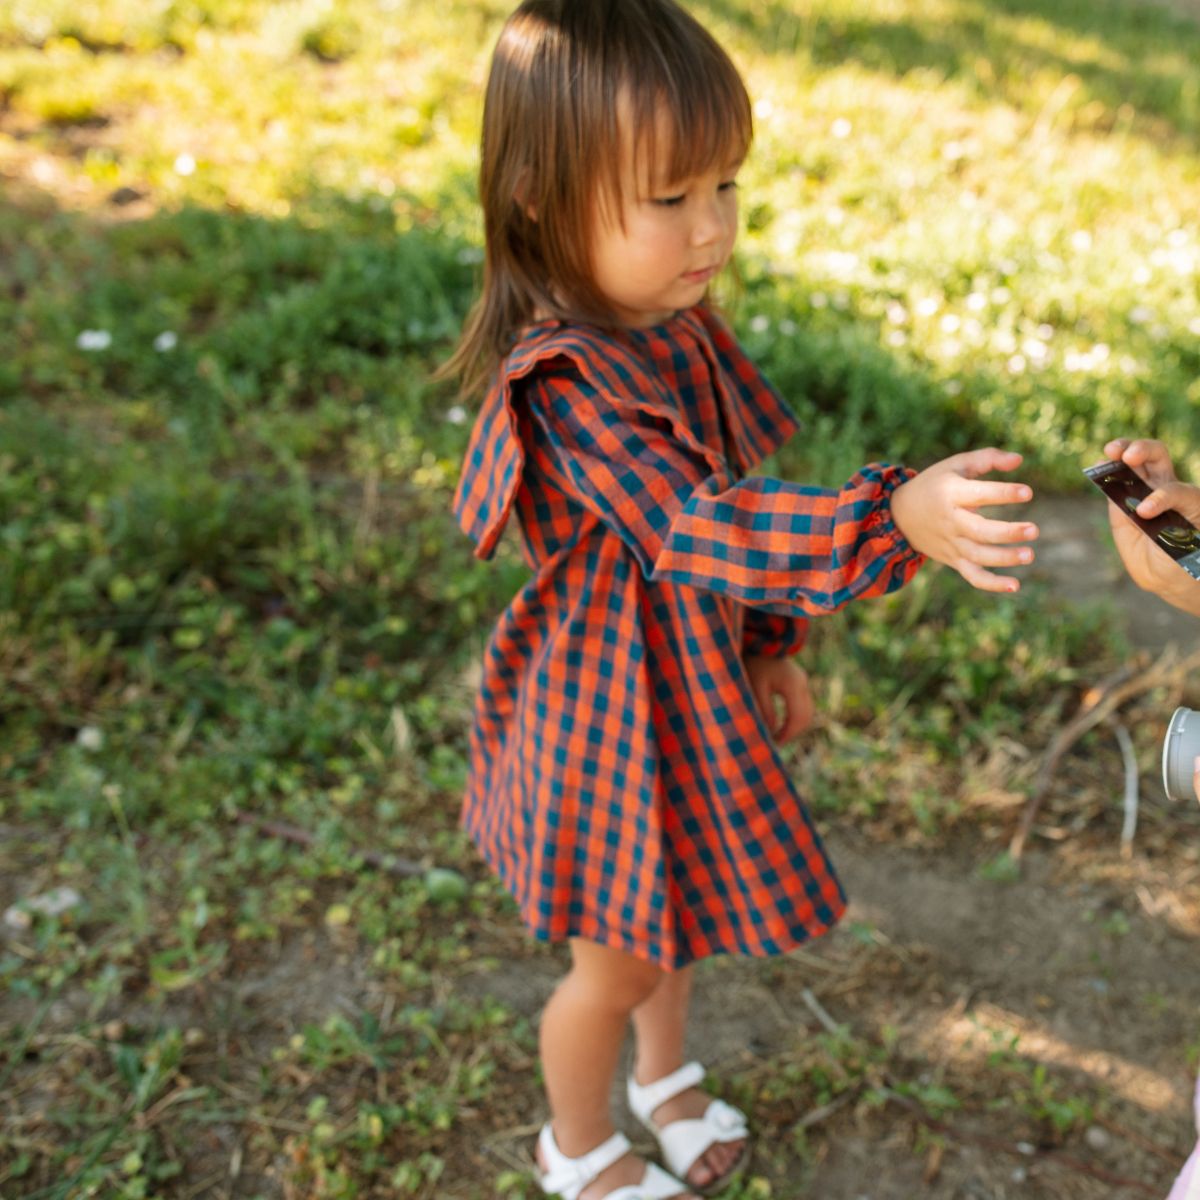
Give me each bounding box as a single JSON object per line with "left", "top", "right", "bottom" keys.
{"left": 524, "top": 369, "right": 923, "bottom": 614}
{"left": 889, "top": 449, "right": 1038, "bottom": 594}
{"left": 525, "top": 371, "right": 1038, "bottom": 610}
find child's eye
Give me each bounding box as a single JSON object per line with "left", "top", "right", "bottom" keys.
{"left": 653, "top": 194, "right": 686, "bottom": 207}
{"left": 718, "top": 179, "right": 739, "bottom": 192}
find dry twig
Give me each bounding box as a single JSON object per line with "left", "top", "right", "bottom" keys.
{"left": 1010, "top": 645, "right": 1200, "bottom": 860}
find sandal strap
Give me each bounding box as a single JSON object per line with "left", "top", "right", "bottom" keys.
{"left": 537, "top": 1126, "right": 632, "bottom": 1199}
{"left": 656, "top": 1099, "right": 749, "bottom": 1179}
{"left": 626, "top": 1060, "right": 706, "bottom": 1122}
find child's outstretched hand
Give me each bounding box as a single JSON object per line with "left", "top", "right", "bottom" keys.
{"left": 745, "top": 655, "right": 813, "bottom": 744}
{"left": 890, "top": 448, "right": 1038, "bottom": 593}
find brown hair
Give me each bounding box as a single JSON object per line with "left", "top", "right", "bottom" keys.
{"left": 440, "top": 0, "right": 753, "bottom": 397}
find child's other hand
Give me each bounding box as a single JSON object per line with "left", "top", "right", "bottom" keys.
{"left": 744, "top": 655, "right": 813, "bottom": 743}
{"left": 890, "top": 448, "right": 1038, "bottom": 593}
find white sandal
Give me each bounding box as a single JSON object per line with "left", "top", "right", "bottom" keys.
{"left": 626, "top": 1062, "right": 749, "bottom": 1197}
{"left": 535, "top": 1123, "right": 690, "bottom": 1200}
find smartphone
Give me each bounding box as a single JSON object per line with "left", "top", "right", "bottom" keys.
{"left": 1084, "top": 459, "right": 1200, "bottom": 581}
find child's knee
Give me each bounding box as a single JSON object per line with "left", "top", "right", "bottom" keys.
{"left": 569, "top": 940, "right": 664, "bottom": 1011}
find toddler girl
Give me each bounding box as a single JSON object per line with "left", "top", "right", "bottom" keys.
{"left": 445, "top": 2, "right": 1039, "bottom": 1196}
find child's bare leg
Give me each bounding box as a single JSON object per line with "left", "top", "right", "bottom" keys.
{"left": 631, "top": 966, "right": 745, "bottom": 1190}
{"left": 538, "top": 938, "right": 696, "bottom": 1199}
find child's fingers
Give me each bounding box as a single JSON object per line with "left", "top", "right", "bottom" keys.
{"left": 957, "top": 561, "right": 1022, "bottom": 594}
{"left": 945, "top": 447, "right": 1025, "bottom": 479}
{"left": 958, "top": 512, "right": 1039, "bottom": 544}
{"left": 957, "top": 539, "right": 1035, "bottom": 568}
{"left": 955, "top": 478, "right": 1034, "bottom": 509}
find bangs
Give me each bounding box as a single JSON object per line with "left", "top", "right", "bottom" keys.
{"left": 625, "top": 53, "right": 752, "bottom": 190}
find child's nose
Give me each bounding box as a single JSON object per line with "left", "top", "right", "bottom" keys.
{"left": 692, "top": 196, "right": 731, "bottom": 246}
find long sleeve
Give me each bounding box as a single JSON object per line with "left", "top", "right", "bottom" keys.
{"left": 742, "top": 608, "right": 809, "bottom": 658}
{"left": 522, "top": 369, "right": 923, "bottom": 617}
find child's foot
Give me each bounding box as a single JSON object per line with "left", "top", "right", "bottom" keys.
{"left": 644, "top": 1088, "right": 746, "bottom": 1191}
{"left": 535, "top": 1132, "right": 699, "bottom": 1200}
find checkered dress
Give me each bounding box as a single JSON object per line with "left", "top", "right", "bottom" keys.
{"left": 453, "top": 305, "right": 923, "bottom": 968}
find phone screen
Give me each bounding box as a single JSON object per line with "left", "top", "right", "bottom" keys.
{"left": 1084, "top": 459, "right": 1200, "bottom": 581}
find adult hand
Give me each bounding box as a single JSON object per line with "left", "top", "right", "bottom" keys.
{"left": 890, "top": 448, "right": 1039, "bottom": 593}
{"left": 744, "top": 655, "right": 813, "bottom": 743}
{"left": 1102, "top": 438, "right": 1200, "bottom": 619}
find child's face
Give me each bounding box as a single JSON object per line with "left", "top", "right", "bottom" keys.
{"left": 589, "top": 114, "right": 741, "bottom": 328}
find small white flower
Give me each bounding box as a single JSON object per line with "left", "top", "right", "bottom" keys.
{"left": 831, "top": 118, "right": 852, "bottom": 139}
{"left": 810, "top": 291, "right": 828, "bottom": 309}
{"left": 76, "top": 726, "right": 104, "bottom": 751}
{"left": 174, "top": 153, "right": 196, "bottom": 176}
{"left": 1037, "top": 323, "right": 1054, "bottom": 340}
{"left": 886, "top": 302, "right": 908, "bottom": 325}
{"left": 778, "top": 318, "right": 797, "bottom": 336}
{"left": 754, "top": 98, "right": 774, "bottom": 120}
{"left": 153, "top": 331, "right": 178, "bottom": 352}
{"left": 1129, "top": 305, "right": 1153, "bottom": 324}
{"left": 966, "top": 292, "right": 987, "bottom": 312}
{"left": 940, "top": 314, "right": 961, "bottom": 334}
{"left": 1132, "top": 265, "right": 1151, "bottom": 285}
{"left": 749, "top": 314, "right": 770, "bottom": 334}
{"left": 1070, "top": 230, "right": 1092, "bottom": 252}
{"left": 446, "top": 404, "right": 468, "bottom": 425}
{"left": 995, "top": 331, "right": 1017, "bottom": 354}
{"left": 945, "top": 380, "right": 963, "bottom": 396}
{"left": 886, "top": 330, "right": 907, "bottom": 348}
{"left": 76, "top": 329, "right": 112, "bottom": 351}
{"left": 1091, "top": 342, "right": 1110, "bottom": 361}
{"left": 914, "top": 297, "right": 939, "bottom": 318}
{"left": 1022, "top": 338, "right": 1047, "bottom": 362}
{"left": 1188, "top": 317, "right": 1200, "bottom": 336}
{"left": 1007, "top": 354, "right": 1027, "bottom": 374}
{"left": 992, "top": 286, "right": 1012, "bottom": 305}
{"left": 1064, "top": 351, "right": 1084, "bottom": 373}
{"left": 941, "top": 140, "right": 966, "bottom": 162}
{"left": 1168, "top": 228, "right": 1190, "bottom": 247}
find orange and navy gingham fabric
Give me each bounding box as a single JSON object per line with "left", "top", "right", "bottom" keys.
{"left": 453, "top": 305, "right": 923, "bottom": 968}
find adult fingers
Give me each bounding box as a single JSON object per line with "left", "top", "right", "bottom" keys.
{"left": 1121, "top": 439, "right": 1179, "bottom": 486}
{"left": 1193, "top": 755, "right": 1200, "bottom": 807}
{"left": 1137, "top": 482, "right": 1200, "bottom": 526}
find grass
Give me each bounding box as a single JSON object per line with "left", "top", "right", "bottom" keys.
{"left": 2, "top": 0, "right": 1200, "bottom": 1195}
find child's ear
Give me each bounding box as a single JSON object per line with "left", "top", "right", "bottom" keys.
{"left": 513, "top": 169, "right": 537, "bottom": 222}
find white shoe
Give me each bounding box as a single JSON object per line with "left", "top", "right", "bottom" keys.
{"left": 535, "top": 1123, "right": 690, "bottom": 1200}
{"left": 626, "top": 1062, "right": 749, "bottom": 1196}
